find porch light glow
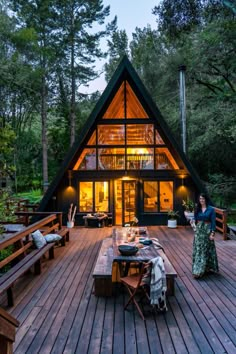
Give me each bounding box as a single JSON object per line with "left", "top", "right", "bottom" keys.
{"left": 68, "top": 170, "right": 72, "bottom": 186}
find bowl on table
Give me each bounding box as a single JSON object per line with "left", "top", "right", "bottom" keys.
{"left": 118, "top": 245, "right": 139, "bottom": 256}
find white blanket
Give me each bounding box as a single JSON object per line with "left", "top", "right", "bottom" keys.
{"left": 144, "top": 256, "right": 167, "bottom": 311}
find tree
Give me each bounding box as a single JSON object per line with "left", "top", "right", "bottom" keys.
{"left": 104, "top": 25, "right": 129, "bottom": 82}
{"left": 53, "top": 0, "right": 115, "bottom": 146}
{"left": 0, "top": 120, "right": 16, "bottom": 181}
{"left": 153, "top": 0, "right": 203, "bottom": 41}
{"left": 10, "top": 0, "right": 59, "bottom": 192}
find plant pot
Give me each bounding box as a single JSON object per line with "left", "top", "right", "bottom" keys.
{"left": 168, "top": 219, "right": 177, "bottom": 228}
{"left": 167, "top": 219, "right": 177, "bottom": 229}
{"left": 184, "top": 211, "right": 194, "bottom": 221}
{"left": 67, "top": 221, "right": 74, "bottom": 228}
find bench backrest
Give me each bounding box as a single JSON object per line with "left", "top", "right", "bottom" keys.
{"left": 14, "top": 211, "right": 63, "bottom": 227}
{"left": 0, "top": 214, "right": 60, "bottom": 272}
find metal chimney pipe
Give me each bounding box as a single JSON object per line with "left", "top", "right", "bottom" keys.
{"left": 179, "top": 65, "right": 187, "bottom": 153}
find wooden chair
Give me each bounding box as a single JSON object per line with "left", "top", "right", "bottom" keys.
{"left": 120, "top": 262, "right": 150, "bottom": 320}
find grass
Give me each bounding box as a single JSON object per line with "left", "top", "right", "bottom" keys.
{"left": 14, "top": 189, "right": 43, "bottom": 204}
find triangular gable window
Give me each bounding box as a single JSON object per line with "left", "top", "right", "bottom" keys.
{"left": 103, "top": 82, "right": 125, "bottom": 119}
{"left": 126, "top": 82, "right": 148, "bottom": 118}
{"left": 102, "top": 80, "right": 148, "bottom": 119}
{"left": 73, "top": 76, "right": 179, "bottom": 170}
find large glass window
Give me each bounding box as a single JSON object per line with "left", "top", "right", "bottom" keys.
{"left": 144, "top": 181, "right": 158, "bottom": 212}
{"left": 95, "top": 182, "right": 109, "bottom": 212}
{"left": 155, "top": 130, "right": 164, "bottom": 144}
{"left": 127, "top": 124, "right": 154, "bottom": 145}
{"left": 160, "top": 181, "right": 173, "bottom": 211}
{"left": 127, "top": 147, "right": 154, "bottom": 170}
{"left": 98, "top": 148, "right": 125, "bottom": 170}
{"left": 103, "top": 82, "right": 125, "bottom": 119}
{"left": 79, "top": 181, "right": 109, "bottom": 212}
{"left": 155, "top": 148, "right": 179, "bottom": 170}
{"left": 79, "top": 182, "right": 93, "bottom": 212}
{"left": 98, "top": 125, "right": 125, "bottom": 145}
{"left": 74, "top": 148, "right": 96, "bottom": 170}
{"left": 143, "top": 181, "right": 173, "bottom": 212}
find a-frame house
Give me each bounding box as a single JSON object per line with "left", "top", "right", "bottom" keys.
{"left": 38, "top": 56, "right": 205, "bottom": 226}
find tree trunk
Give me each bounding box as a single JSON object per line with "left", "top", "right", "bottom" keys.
{"left": 41, "top": 74, "right": 48, "bottom": 194}
{"left": 70, "top": 17, "right": 76, "bottom": 147}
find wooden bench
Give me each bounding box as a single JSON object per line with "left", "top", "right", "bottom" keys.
{"left": 158, "top": 249, "right": 177, "bottom": 296}
{"left": 93, "top": 237, "right": 177, "bottom": 297}
{"left": 14, "top": 211, "right": 69, "bottom": 245}
{"left": 93, "top": 238, "right": 113, "bottom": 296}
{"left": 0, "top": 214, "right": 69, "bottom": 307}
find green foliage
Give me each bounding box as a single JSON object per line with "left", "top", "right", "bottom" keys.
{"left": 105, "top": 25, "right": 129, "bottom": 82}
{"left": 182, "top": 198, "right": 195, "bottom": 212}
{"left": 14, "top": 189, "right": 43, "bottom": 204}
{"left": 0, "top": 191, "right": 17, "bottom": 235}
{"left": 152, "top": 0, "right": 202, "bottom": 41}
{"left": 227, "top": 210, "right": 236, "bottom": 225}
{"left": 0, "top": 121, "right": 16, "bottom": 179}
{"left": 0, "top": 245, "right": 14, "bottom": 273}
{"left": 206, "top": 174, "right": 236, "bottom": 208}
{"left": 168, "top": 209, "right": 180, "bottom": 220}
{"left": 0, "top": 0, "right": 235, "bottom": 211}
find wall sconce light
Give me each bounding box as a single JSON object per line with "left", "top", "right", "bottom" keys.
{"left": 68, "top": 170, "right": 72, "bottom": 186}
{"left": 181, "top": 174, "right": 185, "bottom": 186}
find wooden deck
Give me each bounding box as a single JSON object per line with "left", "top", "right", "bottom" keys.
{"left": 1, "top": 226, "right": 236, "bottom": 354}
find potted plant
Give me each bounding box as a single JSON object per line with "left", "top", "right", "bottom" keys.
{"left": 182, "top": 198, "right": 195, "bottom": 221}
{"left": 167, "top": 209, "right": 179, "bottom": 228}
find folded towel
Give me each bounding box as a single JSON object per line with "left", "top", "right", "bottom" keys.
{"left": 151, "top": 238, "right": 165, "bottom": 253}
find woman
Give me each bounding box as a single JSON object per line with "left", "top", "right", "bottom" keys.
{"left": 190, "top": 193, "right": 219, "bottom": 278}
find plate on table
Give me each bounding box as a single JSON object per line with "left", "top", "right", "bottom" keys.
{"left": 118, "top": 245, "right": 139, "bottom": 256}
{"left": 139, "top": 239, "right": 152, "bottom": 245}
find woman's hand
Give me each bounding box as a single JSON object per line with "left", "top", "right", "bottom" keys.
{"left": 209, "top": 231, "right": 215, "bottom": 241}
{"left": 190, "top": 219, "right": 196, "bottom": 231}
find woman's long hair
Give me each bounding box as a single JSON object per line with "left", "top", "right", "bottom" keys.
{"left": 196, "top": 193, "right": 210, "bottom": 214}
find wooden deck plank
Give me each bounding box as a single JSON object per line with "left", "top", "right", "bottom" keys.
{"left": 145, "top": 316, "right": 163, "bottom": 354}
{"left": 36, "top": 235, "right": 100, "bottom": 353}
{"left": 100, "top": 297, "right": 114, "bottom": 354}
{"left": 0, "top": 226, "right": 235, "bottom": 354}
{"left": 13, "top": 234, "right": 90, "bottom": 352}
{"left": 124, "top": 294, "right": 138, "bottom": 354}
{"left": 113, "top": 292, "right": 125, "bottom": 354}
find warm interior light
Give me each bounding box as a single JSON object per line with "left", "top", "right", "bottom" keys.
{"left": 68, "top": 170, "right": 72, "bottom": 186}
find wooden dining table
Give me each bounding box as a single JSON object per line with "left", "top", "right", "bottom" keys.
{"left": 93, "top": 228, "right": 177, "bottom": 297}
{"left": 112, "top": 227, "right": 162, "bottom": 276}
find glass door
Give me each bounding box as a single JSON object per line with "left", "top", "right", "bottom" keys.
{"left": 122, "top": 180, "right": 137, "bottom": 225}
{"left": 114, "top": 179, "right": 137, "bottom": 226}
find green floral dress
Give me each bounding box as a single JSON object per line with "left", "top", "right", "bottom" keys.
{"left": 192, "top": 206, "right": 219, "bottom": 277}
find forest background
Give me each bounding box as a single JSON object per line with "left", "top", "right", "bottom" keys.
{"left": 0, "top": 0, "right": 235, "bottom": 208}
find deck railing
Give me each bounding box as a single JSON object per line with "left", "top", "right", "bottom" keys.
{"left": 214, "top": 207, "right": 228, "bottom": 240}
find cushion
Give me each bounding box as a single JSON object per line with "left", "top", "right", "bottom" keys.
{"left": 32, "top": 230, "right": 47, "bottom": 249}
{"left": 45, "top": 233, "right": 62, "bottom": 243}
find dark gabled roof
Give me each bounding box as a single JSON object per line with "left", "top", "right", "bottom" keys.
{"left": 38, "top": 55, "right": 206, "bottom": 211}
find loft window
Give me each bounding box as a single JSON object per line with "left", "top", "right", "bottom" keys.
{"left": 97, "top": 125, "right": 125, "bottom": 145}
{"left": 126, "top": 124, "right": 154, "bottom": 145}
{"left": 155, "top": 148, "right": 179, "bottom": 170}
{"left": 98, "top": 148, "right": 125, "bottom": 170}
{"left": 127, "top": 147, "right": 153, "bottom": 170}
{"left": 74, "top": 148, "right": 96, "bottom": 170}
